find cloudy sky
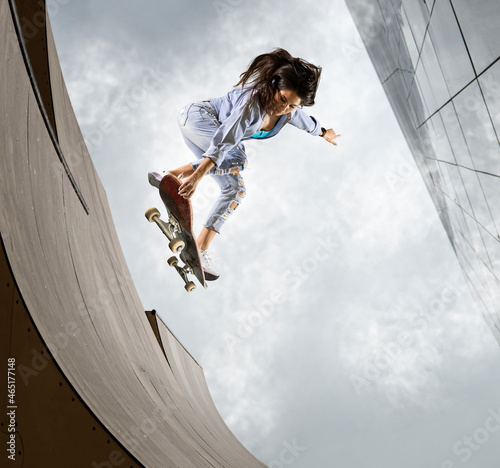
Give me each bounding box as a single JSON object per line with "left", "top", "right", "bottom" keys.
{"left": 48, "top": 1, "right": 500, "bottom": 467}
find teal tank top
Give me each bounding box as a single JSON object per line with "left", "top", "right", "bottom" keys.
{"left": 250, "top": 129, "right": 273, "bottom": 139}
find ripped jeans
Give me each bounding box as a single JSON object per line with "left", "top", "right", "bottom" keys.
{"left": 178, "top": 101, "right": 247, "bottom": 234}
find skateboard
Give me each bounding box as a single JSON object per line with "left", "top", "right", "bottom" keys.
{"left": 145, "top": 174, "right": 206, "bottom": 292}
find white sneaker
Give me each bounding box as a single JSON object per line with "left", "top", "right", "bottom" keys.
{"left": 199, "top": 249, "right": 219, "bottom": 281}
{"left": 148, "top": 171, "right": 163, "bottom": 188}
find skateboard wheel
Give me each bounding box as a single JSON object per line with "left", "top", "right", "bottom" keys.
{"left": 169, "top": 238, "right": 185, "bottom": 253}
{"left": 185, "top": 282, "right": 196, "bottom": 293}
{"left": 167, "top": 256, "right": 178, "bottom": 267}
{"left": 145, "top": 207, "right": 161, "bottom": 222}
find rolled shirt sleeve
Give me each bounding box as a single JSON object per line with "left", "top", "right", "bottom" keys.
{"left": 203, "top": 105, "right": 261, "bottom": 166}
{"left": 204, "top": 90, "right": 262, "bottom": 167}
{"left": 288, "top": 108, "right": 322, "bottom": 135}
{"left": 204, "top": 88, "right": 322, "bottom": 166}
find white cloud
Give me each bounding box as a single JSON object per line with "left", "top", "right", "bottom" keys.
{"left": 49, "top": 1, "right": 500, "bottom": 466}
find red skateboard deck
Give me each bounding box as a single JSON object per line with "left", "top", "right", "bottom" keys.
{"left": 146, "top": 174, "right": 206, "bottom": 290}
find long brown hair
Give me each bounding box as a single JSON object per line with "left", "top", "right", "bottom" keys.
{"left": 235, "top": 48, "right": 322, "bottom": 114}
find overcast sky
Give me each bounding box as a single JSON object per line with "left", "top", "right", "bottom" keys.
{"left": 48, "top": 1, "right": 500, "bottom": 467}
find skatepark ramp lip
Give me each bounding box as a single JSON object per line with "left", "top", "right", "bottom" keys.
{"left": 7, "top": 0, "right": 89, "bottom": 214}
{"left": 0, "top": 1, "right": 267, "bottom": 466}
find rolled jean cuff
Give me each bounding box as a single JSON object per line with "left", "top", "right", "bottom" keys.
{"left": 191, "top": 159, "right": 247, "bottom": 176}
{"left": 203, "top": 222, "right": 221, "bottom": 234}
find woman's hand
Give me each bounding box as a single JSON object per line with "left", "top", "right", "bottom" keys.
{"left": 178, "top": 157, "right": 215, "bottom": 199}
{"left": 178, "top": 173, "right": 201, "bottom": 199}
{"left": 322, "top": 129, "right": 341, "bottom": 146}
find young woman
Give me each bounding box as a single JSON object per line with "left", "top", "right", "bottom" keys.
{"left": 149, "top": 48, "right": 340, "bottom": 281}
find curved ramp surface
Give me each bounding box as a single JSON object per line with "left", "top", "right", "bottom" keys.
{"left": 0, "top": 1, "right": 267, "bottom": 467}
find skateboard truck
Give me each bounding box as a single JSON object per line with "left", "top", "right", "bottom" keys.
{"left": 145, "top": 207, "right": 185, "bottom": 253}
{"left": 145, "top": 207, "right": 197, "bottom": 292}
{"left": 167, "top": 256, "right": 196, "bottom": 293}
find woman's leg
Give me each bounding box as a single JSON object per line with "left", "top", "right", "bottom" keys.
{"left": 193, "top": 163, "right": 246, "bottom": 252}
{"left": 177, "top": 101, "right": 247, "bottom": 260}
{"left": 202, "top": 169, "right": 246, "bottom": 237}
{"left": 197, "top": 227, "right": 218, "bottom": 250}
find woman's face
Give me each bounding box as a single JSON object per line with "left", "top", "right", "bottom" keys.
{"left": 272, "top": 89, "right": 301, "bottom": 115}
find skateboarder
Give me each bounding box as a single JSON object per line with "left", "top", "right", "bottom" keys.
{"left": 149, "top": 48, "right": 340, "bottom": 280}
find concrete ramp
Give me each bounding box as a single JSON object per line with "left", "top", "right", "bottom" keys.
{"left": 0, "top": 1, "right": 266, "bottom": 466}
